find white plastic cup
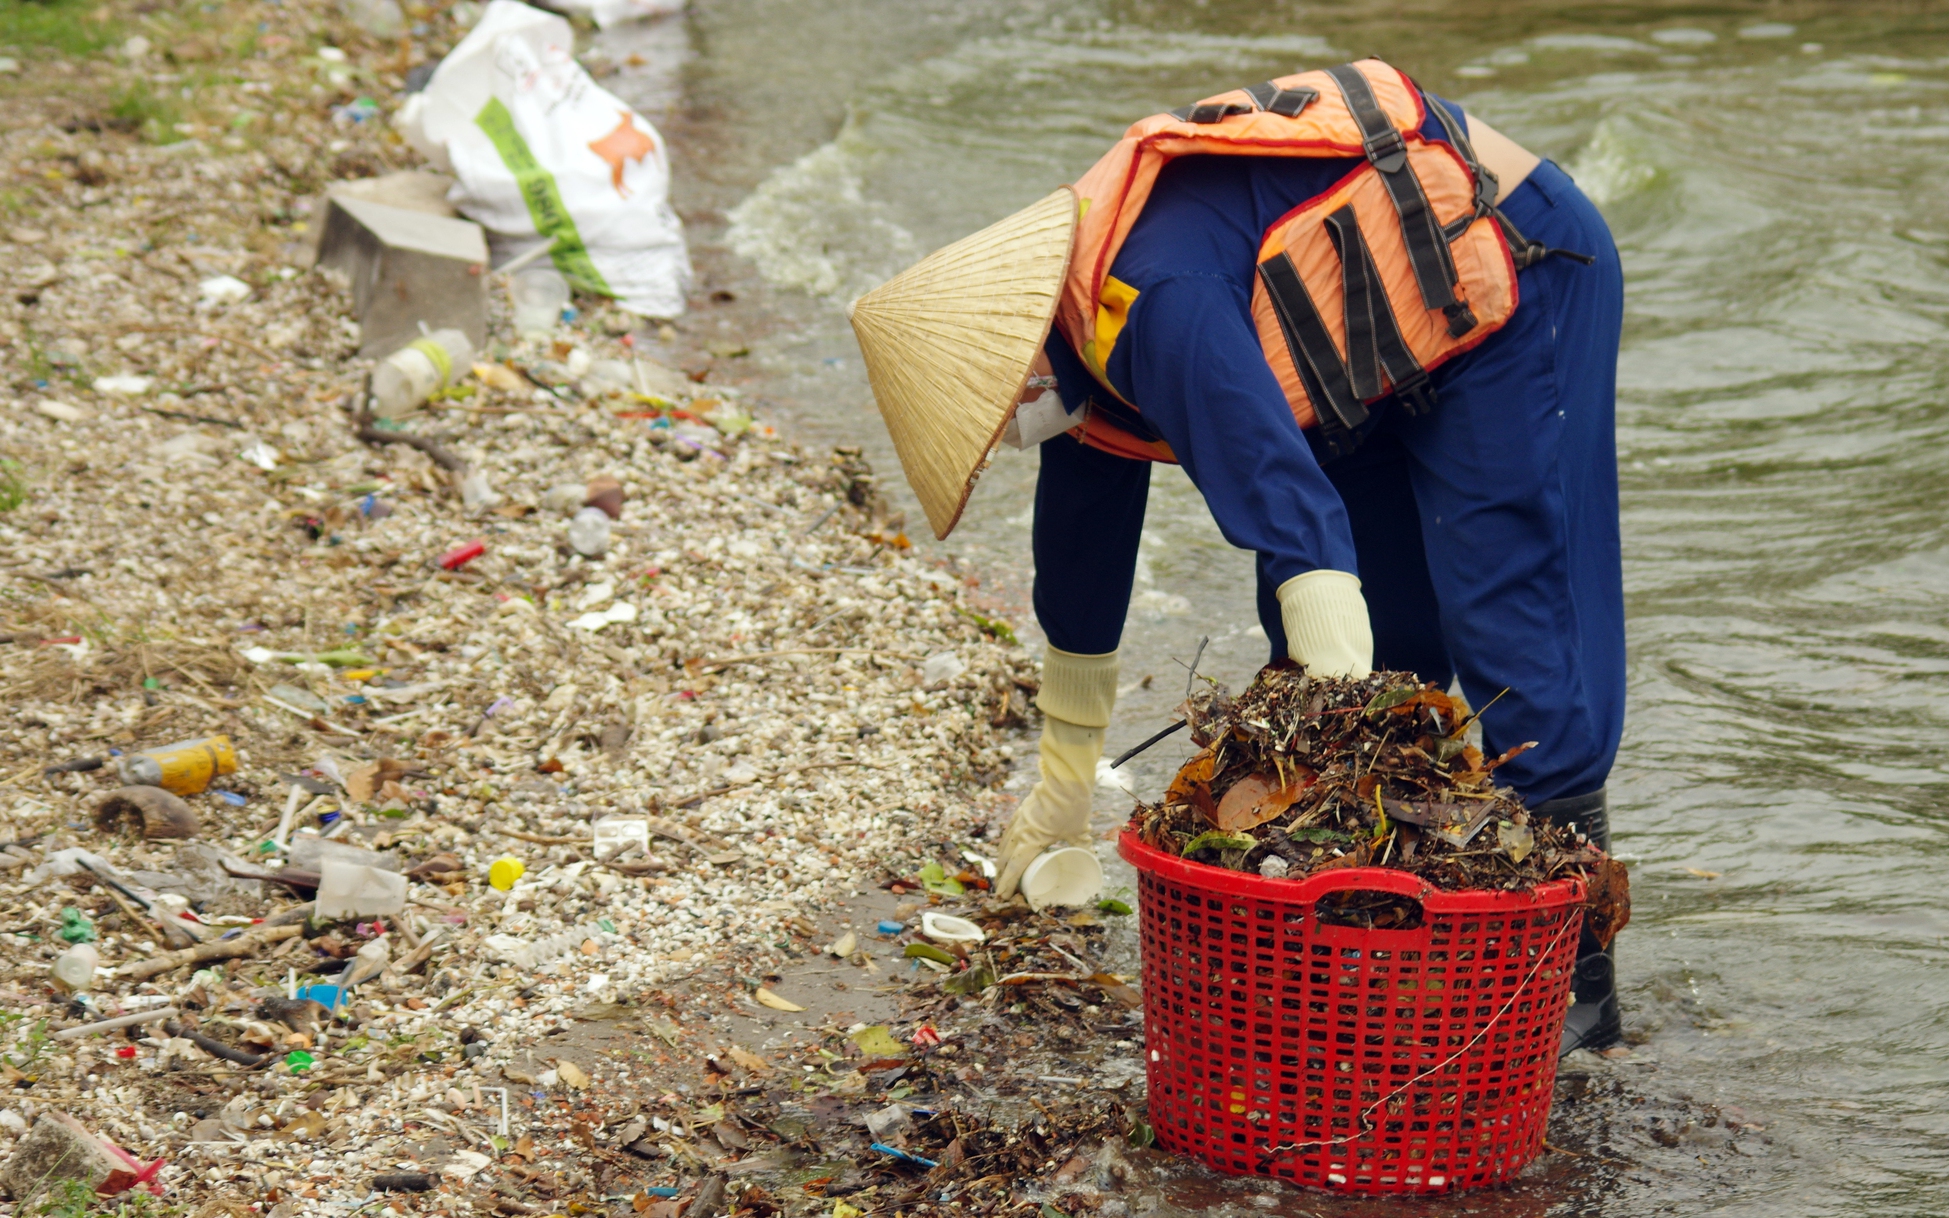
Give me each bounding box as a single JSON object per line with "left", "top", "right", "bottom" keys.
{"left": 920, "top": 911, "right": 986, "bottom": 944}
{"left": 510, "top": 268, "right": 570, "bottom": 338}
{"left": 1020, "top": 846, "right": 1103, "bottom": 911}
{"left": 371, "top": 328, "right": 473, "bottom": 418}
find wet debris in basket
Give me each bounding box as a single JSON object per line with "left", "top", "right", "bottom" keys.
{"left": 1132, "top": 663, "right": 1629, "bottom": 936}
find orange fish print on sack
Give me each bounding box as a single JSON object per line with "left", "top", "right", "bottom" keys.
{"left": 587, "top": 111, "right": 658, "bottom": 196}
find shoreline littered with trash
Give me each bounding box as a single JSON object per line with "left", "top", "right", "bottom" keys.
{"left": 0, "top": 0, "right": 1118, "bottom": 1210}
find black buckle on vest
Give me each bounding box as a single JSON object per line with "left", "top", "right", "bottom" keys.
{"left": 1170, "top": 100, "right": 1253, "bottom": 124}
{"left": 1362, "top": 126, "right": 1408, "bottom": 174}
{"left": 1442, "top": 300, "right": 1478, "bottom": 338}
{"left": 1394, "top": 369, "right": 1436, "bottom": 417}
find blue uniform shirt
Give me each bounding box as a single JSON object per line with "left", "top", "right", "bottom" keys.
{"left": 1043, "top": 97, "right": 1470, "bottom": 588}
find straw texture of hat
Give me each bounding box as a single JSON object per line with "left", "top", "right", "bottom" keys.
{"left": 849, "top": 188, "right": 1077, "bottom": 539}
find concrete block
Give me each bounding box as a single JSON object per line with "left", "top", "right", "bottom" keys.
{"left": 316, "top": 195, "right": 487, "bottom": 358}
{"left": 326, "top": 169, "right": 459, "bottom": 219}
{"left": 1, "top": 1113, "right": 130, "bottom": 1201}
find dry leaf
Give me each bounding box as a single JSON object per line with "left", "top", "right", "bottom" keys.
{"left": 1212, "top": 770, "right": 1314, "bottom": 832}
{"left": 555, "top": 1060, "right": 589, "bottom": 1089}
{"left": 753, "top": 987, "right": 804, "bottom": 1012}
{"left": 727, "top": 1045, "right": 770, "bottom": 1073}
{"left": 1683, "top": 867, "right": 1720, "bottom": 880}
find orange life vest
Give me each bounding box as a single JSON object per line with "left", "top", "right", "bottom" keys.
{"left": 1054, "top": 58, "right": 1537, "bottom": 463}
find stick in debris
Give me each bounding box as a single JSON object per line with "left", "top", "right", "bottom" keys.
{"left": 122, "top": 922, "right": 302, "bottom": 981}
{"left": 162, "top": 1019, "right": 268, "bottom": 1067}
{"left": 1110, "top": 719, "right": 1188, "bottom": 769}
{"left": 52, "top": 1007, "right": 179, "bottom": 1041}
{"left": 350, "top": 375, "right": 467, "bottom": 472}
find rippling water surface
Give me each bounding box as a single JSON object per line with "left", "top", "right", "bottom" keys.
{"left": 610, "top": 4, "right": 1949, "bottom": 1211}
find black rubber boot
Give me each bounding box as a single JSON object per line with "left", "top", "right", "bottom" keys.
{"left": 1534, "top": 787, "right": 1622, "bottom": 1056}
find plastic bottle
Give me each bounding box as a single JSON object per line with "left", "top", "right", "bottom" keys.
{"left": 116, "top": 734, "right": 237, "bottom": 795}
{"left": 51, "top": 944, "right": 99, "bottom": 993}
{"left": 371, "top": 329, "right": 474, "bottom": 418}
{"left": 568, "top": 506, "right": 611, "bottom": 557}
{"left": 510, "top": 268, "right": 570, "bottom": 338}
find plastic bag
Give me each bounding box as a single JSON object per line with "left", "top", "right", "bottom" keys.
{"left": 544, "top": 0, "right": 683, "bottom": 30}
{"left": 397, "top": 0, "right": 691, "bottom": 317}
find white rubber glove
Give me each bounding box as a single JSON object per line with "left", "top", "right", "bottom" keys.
{"left": 994, "top": 716, "right": 1102, "bottom": 900}
{"left": 994, "top": 646, "right": 1119, "bottom": 900}
{"left": 1276, "top": 570, "right": 1374, "bottom": 678}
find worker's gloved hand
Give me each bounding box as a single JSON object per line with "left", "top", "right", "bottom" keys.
{"left": 994, "top": 716, "right": 1102, "bottom": 900}
{"left": 1276, "top": 570, "right": 1374, "bottom": 678}
{"left": 993, "top": 646, "right": 1119, "bottom": 901}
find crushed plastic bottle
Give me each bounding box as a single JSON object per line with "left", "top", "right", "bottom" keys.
{"left": 482, "top": 924, "right": 610, "bottom": 971}
{"left": 50, "top": 944, "right": 99, "bottom": 993}
{"left": 371, "top": 329, "right": 474, "bottom": 418}
{"left": 568, "top": 506, "right": 611, "bottom": 557}
{"left": 116, "top": 734, "right": 237, "bottom": 796}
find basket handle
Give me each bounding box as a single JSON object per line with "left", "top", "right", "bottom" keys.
{"left": 1285, "top": 865, "right": 1434, "bottom": 904}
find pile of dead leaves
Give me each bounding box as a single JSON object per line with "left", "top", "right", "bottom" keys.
{"left": 1132, "top": 662, "right": 1628, "bottom": 943}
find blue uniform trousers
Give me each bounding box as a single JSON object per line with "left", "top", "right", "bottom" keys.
{"left": 1032, "top": 160, "right": 1625, "bottom": 804}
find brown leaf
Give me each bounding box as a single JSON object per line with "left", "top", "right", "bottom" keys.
{"left": 1584, "top": 856, "right": 1631, "bottom": 948}
{"left": 1165, "top": 747, "right": 1216, "bottom": 806}
{"left": 727, "top": 1045, "right": 770, "bottom": 1073}
{"left": 1213, "top": 770, "right": 1314, "bottom": 832}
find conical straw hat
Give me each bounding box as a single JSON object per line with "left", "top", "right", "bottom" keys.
{"left": 849, "top": 188, "right": 1077, "bottom": 539}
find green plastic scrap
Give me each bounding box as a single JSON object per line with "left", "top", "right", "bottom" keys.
{"left": 1096, "top": 898, "right": 1133, "bottom": 916}
{"left": 1127, "top": 1120, "right": 1156, "bottom": 1149}
{"left": 955, "top": 608, "right": 1018, "bottom": 645}
{"left": 57, "top": 908, "right": 95, "bottom": 944}
{"left": 916, "top": 861, "right": 964, "bottom": 896}
{"left": 903, "top": 943, "right": 956, "bottom": 966}
{"left": 285, "top": 1050, "right": 315, "bottom": 1073}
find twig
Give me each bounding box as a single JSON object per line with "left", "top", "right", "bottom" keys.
{"left": 1110, "top": 720, "right": 1187, "bottom": 769}
{"left": 694, "top": 647, "right": 921, "bottom": 673}
{"left": 162, "top": 1019, "right": 267, "bottom": 1067}
{"left": 52, "top": 1007, "right": 178, "bottom": 1041}
{"left": 139, "top": 404, "right": 242, "bottom": 429}
{"left": 1181, "top": 635, "right": 1210, "bottom": 701}
{"left": 122, "top": 922, "right": 302, "bottom": 981}
{"left": 497, "top": 828, "right": 590, "bottom": 846}
{"left": 120, "top": 323, "right": 280, "bottom": 364}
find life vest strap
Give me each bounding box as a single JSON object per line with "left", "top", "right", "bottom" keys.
{"left": 1172, "top": 81, "right": 1321, "bottom": 125}
{"left": 1325, "top": 64, "right": 1476, "bottom": 339}
{"left": 1323, "top": 205, "right": 1436, "bottom": 417}
{"left": 1257, "top": 250, "right": 1367, "bottom": 455}
{"left": 1243, "top": 81, "right": 1320, "bottom": 119}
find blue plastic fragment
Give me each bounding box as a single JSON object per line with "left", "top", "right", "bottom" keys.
{"left": 643, "top": 1188, "right": 679, "bottom": 1199}
{"left": 876, "top": 920, "right": 903, "bottom": 935}
{"left": 870, "top": 1143, "right": 939, "bottom": 1169}
{"left": 297, "top": 984, "right": 344, "bottom": 1010}
{"left": 213, "top": 790, "right": 247, "bottom": 807}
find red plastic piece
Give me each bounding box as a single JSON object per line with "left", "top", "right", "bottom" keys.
{"left": 114, "top": 1045, "right": 137, "bottom": 1059}
{"left": 438, "top": 539, "right": 485, "bottom": 570}
{"left": 1118, "top": 831, "right": 1584, "bottom": 1194}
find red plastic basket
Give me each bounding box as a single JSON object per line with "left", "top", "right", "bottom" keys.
{"left": 1119, "top": 830, "right": 1585, "bottom": 1194}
